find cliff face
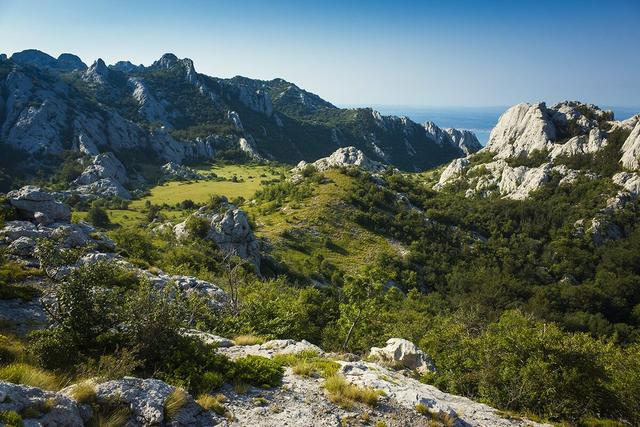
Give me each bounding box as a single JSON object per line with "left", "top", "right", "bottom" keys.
{"left": 435, "top": 101, "right": 640, "bottom": 201}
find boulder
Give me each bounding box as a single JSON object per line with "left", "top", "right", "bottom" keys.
{"left": 7, "top": 186, "right": 71, "bottom": 224}
{"left": 7, "top": 236, "right": 36, "bottom": 257}
{"left": 182, "top": 329, "right": 235, "bottom": 347}
{"left": 91, "top": 377, "right": 220, "bottom": 426}
{"left": 217, "top": 339, "right": 323, "bottom": 360}
{"left": 161, "top": 162, "right": 204, "bottom": 181}
{"left": 369, "top": 338, "right": 434, "bottom": 373}
{"left": 175, "top": 207, "right": 261, "bottom": 272}
{"left": 293, "top": 146, "right": 387, "bottom": 174}
{"left": 0, "top": 381, "right": 84, "bottom": 426}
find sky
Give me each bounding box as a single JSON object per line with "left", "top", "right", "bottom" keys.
{"left": 1, "top": 0, "right": 638, "bottom": 108}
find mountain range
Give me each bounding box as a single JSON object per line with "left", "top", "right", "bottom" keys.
{"left": 0, "top": 49, "right": 481, "bottom": 190}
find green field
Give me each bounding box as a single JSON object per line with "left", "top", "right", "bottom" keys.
{"left": 130, "top": 164, "right": 287, "bottom": 208}
{"left": 72, "top": 164, "right": 289, "bottom": 228}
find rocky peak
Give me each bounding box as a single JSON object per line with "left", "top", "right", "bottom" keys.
{"left": 423, "top": 121, "right": 482, "bottom": 155}
{"left": 110, "top": 60, "right": 143, "bottom": 73}
{"left": 56, "top": 53, "right": 87, "bottom": 71}
{"left": 84, "top": 58, "right": 110, "bottom": 83}
{"left": 0, "top": 53, "right": 8, "bottom": 61}
{"left": 151, "top": 53, "right": 198, "bottom": 84}
{"left": 445, "top": 128, "right": 483, "bottom": 155}
{"left": 486, "top": 101, "right": 614, "bottom": 160}
{"left": 152, "top": 53, "right": 179, "bottom": 69}
{"left": 10, "top": 49, "right": 58, "bottom": 68}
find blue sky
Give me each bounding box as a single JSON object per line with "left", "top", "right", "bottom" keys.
{"left": 1, "top": 0, "right": 638, "bottom": 107}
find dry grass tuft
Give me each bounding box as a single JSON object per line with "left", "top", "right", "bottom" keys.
{"left": 232, "top": 335, "right": 265, "bottom": 346}
{"left": 164, "top": 387, "right": 189, "bottom": 420}
{"left": 323, "top": 374, "right": 382, "bottom": 409}
{"left": 0, "top": 363, "right": 62, "bottom": 390}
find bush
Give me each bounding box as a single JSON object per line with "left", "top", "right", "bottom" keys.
{"left": 0, "top": 363, "right": 61, "bottom": 390}
{"left": 0, "top": 411, "right": 23, "bottom": 427}
{"left": 184, "top": 215, "right": 210, "bottom": 239}
{"left": 87, "top": 205, "right": 110, "bottom": 227}
{"left": 231, "top": 355, "right": 283, "bottom": 388}
{"left": 76, "top": 347, "right": 142, "bottom": 381}
{"left": 111, "top": 227, "right": 156, "bottom": 263}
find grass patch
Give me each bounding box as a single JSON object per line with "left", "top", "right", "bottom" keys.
{"left": 416, "top": 403, "right": 456, "bottom": 427}
{"left": 196, "top": 393, "right": 227, "bottom": 416}
{"left": 232, "top": 335, "right": 265, "bottom": 346}
{"left": 68, "top": 380, "right": 97, "bottom": 404}
{"left": 0, "top": 334, "right": 26, "bottom": 364}
{"left": 323, "top": 374, "right": 382, "bottom": 409}
{"left": 130, "top": 164, "right": 285, "bottom": 208}
{"left": 273, "top": 351, "right": 339, "bottom": 378}
{"left": 231, "top": 355, "right": 283, "bottom": 388}
{"left": 89, "top": 404, "right": 131, "bottom": 427}
{"left": 0, "top": 363, "right": 62, "bottom": 390}
{"left": 164, "top": 387, "right": 189, "bottom": 420}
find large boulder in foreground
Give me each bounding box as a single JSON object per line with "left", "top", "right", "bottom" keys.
{"left": 7, "top": 186, "right": 71, "bottom": 224}
{"left": 369, "top": 338, "right": 434, "bottom": 373}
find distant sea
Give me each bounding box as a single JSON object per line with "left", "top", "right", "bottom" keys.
{"left": 342, "top": 105, "right": 640, "bottom": 145}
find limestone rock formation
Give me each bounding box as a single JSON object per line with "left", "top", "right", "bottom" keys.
{"left": 293, "top": 146, "right": 387, "bottom": 174}
{"left": 72, "top": 152, "right": 131, "bottom": 199}
{"left": 92, "top": 377, "right": 220, "bottom": 426}
{"left": 175, "top": 207, "right": 261, "bottom": 272}
{"left": 7, "top": 186, "right": 71, "bottom": 224}
{"left": 369, "top": 338, "right": 435, "bottom": 373}
{"left": 0, "top": 381, "right": 85, "bottom": 426}
{"left": 434, "top": 101, "right": 639, "bottom": 200}
{"left": 620, "top": 116, "right": 640, "bottom": 170}
{"left": 161, "top": 162, "right": 205, "bottom": 181}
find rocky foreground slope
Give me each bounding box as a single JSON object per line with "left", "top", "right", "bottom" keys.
{"left": 0, "top": 186, "right": 546, "bottom": 426}
{"left": 0, "top": 338, "right": 546, "bottom": 427}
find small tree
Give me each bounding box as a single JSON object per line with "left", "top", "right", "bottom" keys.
{"left": 87, "top": 204, "right": 110, "bottom": 227}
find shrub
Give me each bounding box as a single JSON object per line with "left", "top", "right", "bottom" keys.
{"left": 0, "top": 410, "right": 23, "bottom": 427}
{"left": 184, "top": 215, "right": 210, "bottom": 239}
{"left": 0, "top": 363, "right": 61, "bottom": 390}
{"left": 76, "top": 347, "right": 143, "bottom": 381}
{"left": 87, "top": 205, "right": 111, "bottom": 228}
{"left": 111, "top": 227, "right": 156, "bottom": 263}
{"left": 27, "top": 328, "right": 79, "bottom": 371}
{"left": 231, "top": 355, "right": 283, "bottom": 388}
{"left": 164, "top": 387, "right": 189, "bottom": 420}
{"left": 323, "top": 374, "right": 381, "bottom": 409}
